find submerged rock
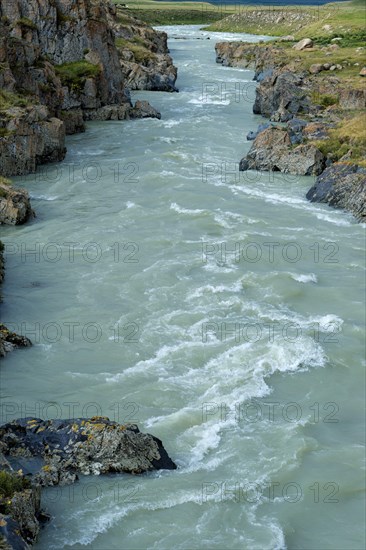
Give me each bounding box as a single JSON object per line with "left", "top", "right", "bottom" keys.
{"left": 0, "top": 417, "right": 177, "bottom": 487}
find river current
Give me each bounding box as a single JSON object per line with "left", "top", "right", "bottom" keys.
{"left": 1, "top": 25, "right": 365, "bottom": 550}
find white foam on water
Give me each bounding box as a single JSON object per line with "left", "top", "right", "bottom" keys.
{"left": 290, "top": 273, "right": 318, "bottom": 283}
{"left": 314, "top": 211, "right": 353, "bottom": 226}
{"left": 30, "top": 194, "right": 59, "bottom": 201}
{"left": 186, "top": 280, "right": 243, "bottom": 300}
{"left": 170, "top": 202, "right": 206, "bottom": 215}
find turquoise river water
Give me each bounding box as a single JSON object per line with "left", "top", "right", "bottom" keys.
{"left": 0, "top": 25, "right": 365, "bottom": 550}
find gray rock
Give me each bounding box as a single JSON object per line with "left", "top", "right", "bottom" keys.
{"left": 293, "top": 38, "right": 313, "bottom": 51}
{"left": 240, "top": 126, "right": 325, "bottom": 176}
{"left": 0, "top": 184, "right": 34, "bottom": 226}
{"left": 306, "top": 163, "right": 366, "bottom": 221}
{"left": 246, "top": 122, "right": 271, "bottom": 141}
{"left": 309, "top": 64, "right": 324, "bottom": 74}
{"left": 0, "top": 417, "right": 177, "bottom": 487}
{"left": 129, "top": 100, "right": 161, "bottom": 120}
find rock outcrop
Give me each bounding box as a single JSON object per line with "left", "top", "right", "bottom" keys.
{"left": 0, "top": 417, "right": 177, "bottom": 487}
{"left": 306, "top": 164, "right": 366, "bottom": 221}
{"left": 0, "top": 181, "right": 34, "bottom": 225}
{"left": 239, "top": 126, "right": 326, "bottom": 176}
{"left": 0, "top": 324, "right": 32, "bottom": 357}
{"left": 0, "top": 453, "right": 47, "bottom": 549}
{"left": 0, "top": 0, "right": 164, "bottom": 180}
{"left": 215, "top": 41, "right": 365, "bottom": 219}
{"left": 111, "top": 7, "right": 178, "bottom": 92}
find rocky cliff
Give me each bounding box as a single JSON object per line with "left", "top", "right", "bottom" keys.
{"left": 215, "top": 40, "right": 366, "bottom": 221}
{"left": 111, "top": 6, "right": 177, "bottom": 92}
{"left": 0, "top": 0, "right": 169, "bottom": 184}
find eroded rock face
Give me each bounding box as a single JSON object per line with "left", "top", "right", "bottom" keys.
{"left": 0, "top": 183, "right": 34, "bottom": 225}
{"left": 111, "top": 7, "right": 178, "bottom": 92}
{"left": 306, "top": 164, "right": 366, "bottom": 221}
{"left": 239, "top": 126, "right": 325, "bottom": 176}
{"left": 0, "top": 454, "right": 42, "bottom": 548}
{"left": 0, "top": 417, "right": 177, "bottom": 487}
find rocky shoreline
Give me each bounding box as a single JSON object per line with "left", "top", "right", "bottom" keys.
{"left": 215, "top": 40, "right": 366, "bottom": 221}
{"left": 0, "top": 0, "right": 178, "bottom": 356}
{"left": 0, "top": 417, "right": 176, "bottom": 548}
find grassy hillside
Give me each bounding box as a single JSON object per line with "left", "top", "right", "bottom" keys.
{"left": 112, "top": 0, "right": 236, "bottom": 25}
{"left": 206, "top": 1, "right": 365, "bottom": 37}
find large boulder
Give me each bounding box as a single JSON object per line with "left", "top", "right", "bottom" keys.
{"left": 0, "top": 182, "right": 34, "bottom": 225}
{"left": 239, "top": 126, "right": 325, "bottom": 176}
{"left": 293, "top": 38, "right": 313, "bottom": 51}
{"left": 253, "top": 70, "right": 311, "bottom": 121}
{"left": 0, "top": 324, "right": 32, "bottom": 357}
{"left": 306, "top": 163, "right": 366, "bottom": 221}
{"left": 0, "top": 417, "right": 176, "bottom": 486}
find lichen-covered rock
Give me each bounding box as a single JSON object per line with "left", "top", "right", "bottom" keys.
{"left": 0, "top": 183, "right": 34, "bottom": 225}
{"left": 306, "top": 163, "right": 366, "bottom": 221}
{"left": 0, "top": 417, "right": 176, "bottom": 487}
{"left": 0, "top": 324, "right": 32, "bottom": 357}
{"left": 239, "top": 126, "right": 325, "bottom": 176}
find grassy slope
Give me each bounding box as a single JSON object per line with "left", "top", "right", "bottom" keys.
{"left": 206, "top": 1, "right": 365, "bottom": 36}
{"left": 113, "top": 0, "right": 237, "bottom": 25}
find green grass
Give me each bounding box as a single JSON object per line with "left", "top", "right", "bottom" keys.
{"left": 55, "top": 61, "right": 101, "bottom": 92}
{"left": 16, "top": 17, "right": 37, "bottom": 30}
{"left": 0, "top": 470, "right": 30, "bottom": 514}
{"left": 0, "top": 89, "right": 32, "bottom": 110}
{"left": 116, "top": 37, "right": 155, "bottom": 64}
{"left": 311, "top": 93, "right": 339, "bottom": 107}
{"left": 311, "top": 115, "right": 366, "bottom": 165}
{"left": 0, "top": 176, "right": 11, "bottom": 186}
{"left": 206, "top": 2, "right": 366, "bottom": 38}
{"left": 113, "top": 0, "right": 234, "bottom": 25}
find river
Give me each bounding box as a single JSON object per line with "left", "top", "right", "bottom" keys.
{"left": 0, "top": 25, "right": 365, "bottom": 550}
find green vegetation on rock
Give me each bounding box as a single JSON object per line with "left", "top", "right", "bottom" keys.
{"left": 116, "top": 37, "right": 155, "bottom": 64}
{"left": 55, "top": 61, "right": 101, "bottom": 92}
{"left": 311, "top": 115, "right": 366, "bottom": 166}
{"left": 0, "top": 89, "right": 32, "bottom": 111}
{"left": 16, "top": 17, "right": 37, "bottom": 30}
{"left": 0, "top": 470, "right": 30, "bottom": 498}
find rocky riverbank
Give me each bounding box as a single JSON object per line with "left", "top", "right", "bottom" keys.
{"left": 0, "top": 0, "right": 177, "bottom": 357}
{"left": 215, "top": 39, "right": 366, "bottom": 221}
{"left": 0, "top": 417, "right": 176, "bottom": 548}
{"left": 0, "top": 0, "right": 174, "bottom": 184}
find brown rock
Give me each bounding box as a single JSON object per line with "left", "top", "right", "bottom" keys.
{"left": 0, "top": 183, "right": 34, "bottom": 226}
{"left": 309, "top": 63, "right": 324, "bottom": 74}
{"left": 293, "top": 38, "right": 313, "bottom": 51}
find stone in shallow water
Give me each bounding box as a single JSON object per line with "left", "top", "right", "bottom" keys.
{"left": 0, "top": 417, "right": 176, "bottom": 486}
